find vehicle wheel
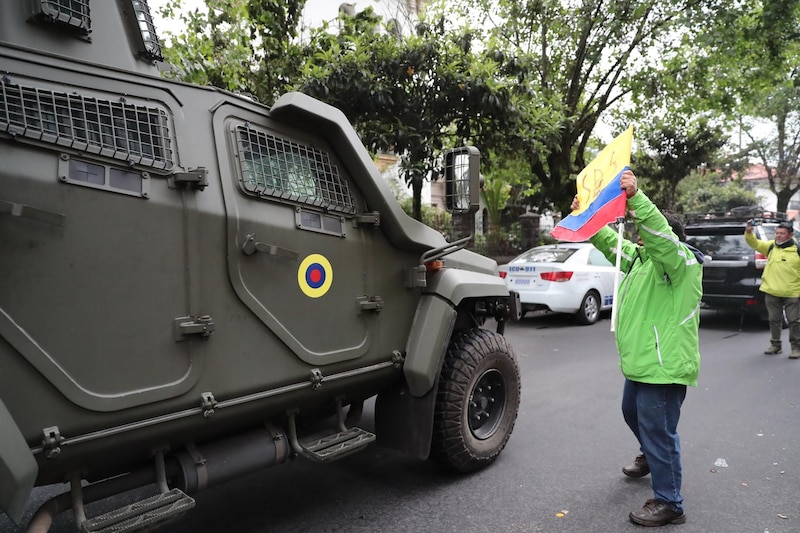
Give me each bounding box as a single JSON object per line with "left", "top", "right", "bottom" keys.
{"left": 575, "top": 290, "right": 601, "bottom": 325}
{"left": 431, "top": 329, "right": 521, "bottom": 473}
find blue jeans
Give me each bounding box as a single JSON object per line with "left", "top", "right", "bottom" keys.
{"left": 622, "top": 379, "right": 687, "bottom": 512}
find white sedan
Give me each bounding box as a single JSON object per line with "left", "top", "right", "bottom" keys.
{"left": 498, "top": 242, "right": 618, "bottom": 325}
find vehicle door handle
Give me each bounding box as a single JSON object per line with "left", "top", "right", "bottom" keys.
{"left": 241, "top": 234, "right": 299, "bottom": 261}
{"left": 0, "top": 199, "right": 65, "bottom": 226}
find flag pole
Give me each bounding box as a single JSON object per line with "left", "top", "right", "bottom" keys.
{"left": 610, "top": 216, "right": 625, "bottom": 332}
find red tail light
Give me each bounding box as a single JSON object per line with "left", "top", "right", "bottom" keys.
{"left": 499, "top": 271, "right": 507, "bottom": 279}
{"left": 540, "top": 271, "right": 573, "bottom": 282}
{"left": 755, "top": 252, "right": 767, "bottom": 269}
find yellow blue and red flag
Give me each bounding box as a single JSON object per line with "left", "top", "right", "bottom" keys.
{"left": 550, "top": 126, "right": 634, "bottom": 242}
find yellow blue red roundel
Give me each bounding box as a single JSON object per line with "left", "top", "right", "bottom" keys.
{"left": 297, "top": 254, "right": 333, "bottom": 298}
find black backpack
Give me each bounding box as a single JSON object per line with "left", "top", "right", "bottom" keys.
{"left": 767, "top": 240, "right": 800, "bottom": 258}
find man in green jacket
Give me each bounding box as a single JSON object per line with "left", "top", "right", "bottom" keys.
{"left": 575, "top": 170, "right": 704, "bottom": 526}
{"left": 744, "top": 220, "right": 800, "bottom": 358}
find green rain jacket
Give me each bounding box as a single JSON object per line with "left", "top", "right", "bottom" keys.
{"left": 744, "top": 232, "right": 800, "bottom": 298}
{"left": 589, "top": 191, "right": 704, "bottom": 386}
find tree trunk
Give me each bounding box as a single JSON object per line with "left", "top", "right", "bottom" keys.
{"left": 412, "top": 173, "right": 423, "bottom": 221}
{"left": 776, "top": 187, "right": 794, "bottom": 215}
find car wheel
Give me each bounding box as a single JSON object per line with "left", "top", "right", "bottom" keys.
{"left": 431, "top": 329, "right": 521, "bottom": 473}
{"left": 575, "top": 290, "right": 601, "bottom": 325}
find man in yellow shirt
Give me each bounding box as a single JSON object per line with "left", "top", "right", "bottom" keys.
{"left": 745, "top": 220, "right": 800, "bottom": 358}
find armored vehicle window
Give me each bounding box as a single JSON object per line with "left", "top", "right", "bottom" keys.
{"left": 0, "top": 78, "right": 173, "bottom": 170}
{"left": 234, "top": 125, "right": 356, "bottom": 215}
{"left": 131, "top": 0, "right": 164, "bottom": 61}
{"left": 30, "top": 0, "right": 91, "bottom": 35}
{"left": 58, "top": 156, "right": 150, "bottom": 198}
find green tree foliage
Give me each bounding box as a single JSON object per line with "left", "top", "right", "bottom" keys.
{"left": 398, "top": 197, "right": 452, "bottom": 236}
{"left": 631, "top": 118, "right": 728, "bottom": 210}
{"left": 654, "top": 0, "right": 800, "bottom": 213}
{"left": 439, "top": 0, "right": 725, "bottom": 215}
{"left": 157, "top": 0, "right": 307, "bottom": 104}
{"left": 480, "top": 153, "right": 537, "bottom": 229}
{"left": 674, "top": 172, "right": 757, "bottom": 214}
{"left": 299, "top": 8, "right": 558, "bottom": 220}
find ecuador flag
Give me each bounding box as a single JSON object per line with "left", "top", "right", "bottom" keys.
{"left": 550, "top": 126, "right": 633, "bottom": 242}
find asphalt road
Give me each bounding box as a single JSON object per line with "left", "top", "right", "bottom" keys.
{"left": 2, "top": 310, "right": 798, "bottom": 532}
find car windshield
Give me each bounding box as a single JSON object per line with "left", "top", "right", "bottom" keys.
{"left": 511, "top": 247, "right": 579, "bottom": 264}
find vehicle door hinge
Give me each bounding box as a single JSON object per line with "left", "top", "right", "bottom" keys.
{"left": 405, "top": 265, "right": 427, "bottom": 288}
{"left": 391, "top": 350, "right": 404, "bottom": 368}
{"left": 42, "top": 426, "right": 64, "bottom": 459}
{"left": 200, "top": 392, "right": 217, "bottom": 418}
{"left": 169, "top": 167, "right": 208, "bottom": 191}
{"left": 356, "top": 295, "right": 384, "bottom": 314}
{"left": 173, "top": 315, "right": 215, "bottom": 341}
{"left": 354, "top": 212, "right": 380, "bottom": 226}
{"left": 309, "top": 369, "right": 324, "bottom": 390}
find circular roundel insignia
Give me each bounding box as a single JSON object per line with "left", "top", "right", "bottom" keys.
{"left": 297, "top": 254, "right": 333, "bottom": 298}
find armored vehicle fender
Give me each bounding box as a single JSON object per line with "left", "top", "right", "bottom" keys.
{"left": 0, "top": 399, "right": 37, "bottom": 523}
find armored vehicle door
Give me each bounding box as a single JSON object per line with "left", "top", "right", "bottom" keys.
{"left": 213, "top": 105, "right": 382, "bottom": 366}
{"left": 0, "top": 74, "right": 204, "bottom": 411}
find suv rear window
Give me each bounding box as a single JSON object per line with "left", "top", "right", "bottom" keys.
{"left": 685, "top": 224, "right": 786, "bottom": 256}
{"left": 511, "top": 247, "right": 578, "bottom": 264}
{"left": 686, "top": 232, "right": 749, "bottom": 255}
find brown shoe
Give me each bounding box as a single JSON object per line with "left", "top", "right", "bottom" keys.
{"left": 629, "top": 499, "right": 686, "bottom": 526}
{"left": 764, "top": 345, "right": 782, "bottom": 355}
{"left": 622, "top": 454, "right": 650, "bottom": 478}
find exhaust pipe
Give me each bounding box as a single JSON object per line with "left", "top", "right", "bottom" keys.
{"left": 172, "top": 425, "right": 289, "bottom": 494}
{"left": 26, "top": 425, "right": 290, "bottom": 531}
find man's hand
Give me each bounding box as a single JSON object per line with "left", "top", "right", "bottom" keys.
{"left": 745, "top": 220, "right": 753, "bottom": 234}
{"left": 573, "top": 168, "right": 636, "bottom": 210}
{"left": 620, "top": 170, "right": 637, "bottom": 198}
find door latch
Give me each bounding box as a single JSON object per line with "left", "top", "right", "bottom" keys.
{"left": 357, "top": 295, "right": 384, "bottom": 314}
{"left": 173, "top": 315, "right": 215, "bottom": 341}
{"left": 168, "top": 167, "right": 208, "bottom": 191}
{"left": 42, "top": 426, "right": 64, "bottom": 459}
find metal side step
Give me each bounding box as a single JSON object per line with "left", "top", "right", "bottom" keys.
{"left": 299, "top": 427, "right": 375, "bottom": 462}
{"left": 80, "top": 488, "right": 195, "bottom": 533}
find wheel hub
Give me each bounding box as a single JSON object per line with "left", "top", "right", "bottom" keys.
{"left": 468, "top": 369, "right": 506, "bottom": 439}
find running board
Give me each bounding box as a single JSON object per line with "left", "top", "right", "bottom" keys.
{"left": 80, "top": 488, "right": 195, "bottom": 533}
{"left": 298, "top": 427, "right": 375, "bottom": 462}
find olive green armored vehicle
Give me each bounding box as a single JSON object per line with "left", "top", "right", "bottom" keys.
{"left": 0, "top": 1, "right": 521, "bottom": 531}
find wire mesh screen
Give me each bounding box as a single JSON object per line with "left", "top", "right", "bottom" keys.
{"left": 36, "top": 0, "right": 91, "bottom": 33}
{"left": 132, "top": 0, "right": 164, "bottom": 61}
{"left": 235, "top": 125, "right": 356, "bottom": 215}
{"left": 0, "top": 79, "right": 173, "bottom": 170}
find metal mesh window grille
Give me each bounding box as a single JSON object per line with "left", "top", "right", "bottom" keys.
{"left": 132, "top": 0, "right": 164, "bottom": 61}
{"left": 0, "top": 80, "right": 173, "bottom": 170}
{"left": 36, "top": 0, "right": 91, "bottom": 33}
{"left": 235, "top": 125, "right": 356, "bottom": 215}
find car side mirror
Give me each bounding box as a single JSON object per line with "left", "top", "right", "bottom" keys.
{"left": 443, "top": 146, "right": 480, "bottom": 215}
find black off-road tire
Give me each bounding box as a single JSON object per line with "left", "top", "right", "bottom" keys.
{"left": 431, "top": 328, "right": 521, "bottom": 473}
{"left": 575, "top": 290, "right": 601, "bottom": 325}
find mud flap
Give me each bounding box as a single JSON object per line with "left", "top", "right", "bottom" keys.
{"left": 0, "top": 399, "right": 37, "bottom": 524}
{"left": 375, "top": 381, "right": 437, "bottom": 460}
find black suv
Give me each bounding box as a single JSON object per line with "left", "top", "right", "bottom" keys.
{"left": 684, "top": 208, "right": 799, "bottom": 320}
